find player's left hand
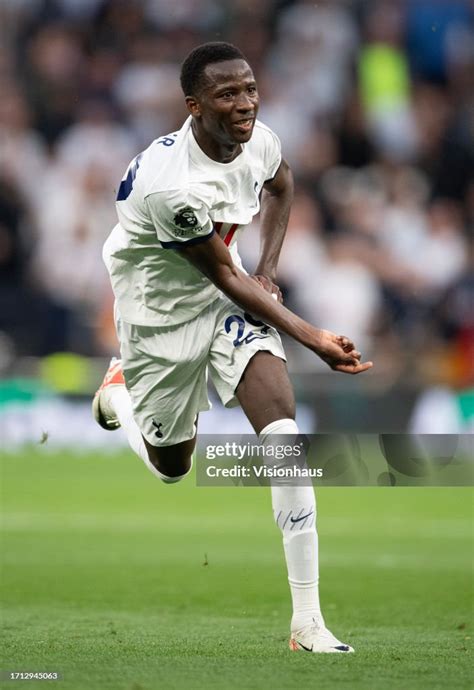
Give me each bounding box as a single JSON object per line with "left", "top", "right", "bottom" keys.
{"left": 313, "top": 331, "right": 373, "bottom": 375}
{"left": 250, "top": 274, "right": 283, "bottom": 303}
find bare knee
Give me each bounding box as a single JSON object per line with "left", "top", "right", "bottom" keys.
{"left": 143, "top": 435, "right": 195, "bottom": 482}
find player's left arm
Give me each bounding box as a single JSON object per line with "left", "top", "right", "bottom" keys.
{"left": 253, "top": 159, "right": 294, "bottom": 295}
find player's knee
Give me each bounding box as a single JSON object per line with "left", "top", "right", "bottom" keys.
{"left": 147, "top": 455, "right": 193, "bottom": 484}
{"left": 142, "top": 435, "right": 195, "bottom": 483}
{"left": 158, "top": 465, "right": 192, "bottom": 484}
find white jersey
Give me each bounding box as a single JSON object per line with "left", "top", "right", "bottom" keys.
{"left": 103, "top": 115, "right": 281, "bottom": 326}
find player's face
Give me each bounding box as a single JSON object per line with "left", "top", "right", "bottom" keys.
{"left": 189, "top": 59, "right": 259, "bottom": 146}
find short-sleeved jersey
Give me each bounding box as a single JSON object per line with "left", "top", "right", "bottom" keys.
{"left": 103, "top": 116, "right": 281, "bottom": 326}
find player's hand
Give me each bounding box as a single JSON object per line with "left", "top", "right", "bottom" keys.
{"left": 250, "top": 274, "right": 283, "bottom": 303}
{"left": 312, "top": 330, "right": 373, "bottom": 375}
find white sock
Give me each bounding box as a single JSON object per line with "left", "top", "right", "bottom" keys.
{"left": 260, "top": 418, "right": 323, "bottom": 632}
{"left": 108, "top": 385, "right": 192, "bottom": 483}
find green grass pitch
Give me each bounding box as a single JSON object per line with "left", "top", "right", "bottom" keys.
{"left": 1, "top": 448, "right": 472, "bottom": 690}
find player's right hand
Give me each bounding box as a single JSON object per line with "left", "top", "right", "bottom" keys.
{"left": 312, "top": 330, "right": 373, "bottom": 375}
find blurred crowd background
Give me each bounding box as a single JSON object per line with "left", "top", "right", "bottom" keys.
{"left": 1, "top": 0, "right": 473, "bottom": 434}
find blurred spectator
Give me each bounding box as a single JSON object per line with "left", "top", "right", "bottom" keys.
{"left": 32, "top": 162, "right": 115, "bottom": 311}
{"left": 336, "top": 91, "right": 376, "bottom": 169}
{"left": 0, "top": 174, "right": 70, "bottom": 356}
{"left": 54, "top": 98, "right": 137, "bottom": 187}
{"left": 113, "top": 35, "right": 184, "bottom": 146}
{"left": 306, "top": 233, "right": 381, "bottom": 356}
{"left": 261, "top": 0, "right": 357, "bottom": 163}
{"left": 417, "top": 199, "right": 467, "bottom": 294}
{"left": 0, "top": 84, "right": 49, "bottom": 207}
{"left": 90, "top": 0, "right": 152, "bottom": 54}
{"left": 22, "top": 22, "right": 86, "bottom": 144}
{"left": 413, "top": 83, "right": 473, "bottom": 202}
{"left": 358, "top": 1, "right": 418, "bottom": 161}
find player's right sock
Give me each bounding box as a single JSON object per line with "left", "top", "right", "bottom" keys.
{"left": 260, "top": 418, "right": 354, "bottom": 652}
{"left": 260, "top": 418, "right": 323, "bottom": 632}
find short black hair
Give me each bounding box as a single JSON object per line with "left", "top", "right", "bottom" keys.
{"left": 180, "top": 42, "right": 247, "bottom": 97}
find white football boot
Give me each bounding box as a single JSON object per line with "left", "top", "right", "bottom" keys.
{"left": 289, "top": 618, "right": 354, "bottom": 653}
{"left": 92, "top": 357, "right": 125, "bottom": 430}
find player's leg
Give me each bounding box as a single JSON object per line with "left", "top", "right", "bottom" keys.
{"left": 235, "top": 353, "right": 322, "bottom": 627}
{"left": 142, "top": 434, "right": 195, "bottom": 480}
{"left": 93, "top": 307, "right": 211, "bottom": 482}
{"left": 93, "top": 358, "right": 196, "bottom": 481}
{"left": 209, "top": 303, "right": 352, "bottom": 652}
{"left": 236, "top": 352, "right": 353, "bottom": 653}
{"left": 234, "top": 350, "right": 294, "bottom": 433}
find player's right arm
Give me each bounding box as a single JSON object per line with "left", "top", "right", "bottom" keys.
{"left": 180, "top": 233, "right": 373, "bottom": 375}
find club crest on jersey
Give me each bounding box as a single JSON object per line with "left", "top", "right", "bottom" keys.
{"left": 173, "top": 207, "right": 201, "bottom": 236}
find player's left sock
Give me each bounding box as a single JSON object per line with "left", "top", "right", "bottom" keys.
{"left": 259, "top": 418, "right": 323, "bottom": 631}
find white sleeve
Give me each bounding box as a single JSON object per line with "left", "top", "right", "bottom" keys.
{"left": 264, "top": 128, "right": 282, "bottom": 181}
{"left": 145, "top": 190, "right": 214, "bottom": 248}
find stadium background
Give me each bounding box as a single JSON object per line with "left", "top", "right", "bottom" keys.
{"left": 1, "top": 3, "right": 473, "bottom": 689}
{"left": 1, "top": 0, "right": 473, "bottom": 440}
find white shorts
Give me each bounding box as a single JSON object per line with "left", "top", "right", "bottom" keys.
{"left": 116, "top": 295, "right": 286, "bottom": 446}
